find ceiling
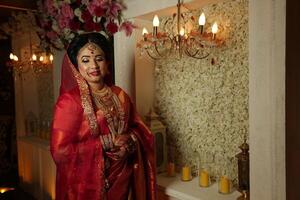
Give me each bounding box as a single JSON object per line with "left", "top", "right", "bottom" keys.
{"left": 0, "top": 0, "right": 37, "bottom": 24}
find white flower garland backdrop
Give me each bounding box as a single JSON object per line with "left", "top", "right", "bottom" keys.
{"left": 154, "top": 0, "right": 248, "bottom": 182}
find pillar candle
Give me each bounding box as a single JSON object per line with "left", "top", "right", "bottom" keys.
{"left": 219, "top": 176, "right": 230, "bottom": 194}
{"left": 181, "top": 166, "right": 191, "bottom": 181}
{"left": 199, "top": 170, "right": 209, "bottom": 187}
{"left": 167, "top": 162, "right": 175, "bottom": 177}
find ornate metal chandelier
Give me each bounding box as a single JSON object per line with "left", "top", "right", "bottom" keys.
{"left": 137, "top": 0, "right": 225, "bottom": 60}
{"left": 7, "top": 33, "right": 53, "bottom": 76}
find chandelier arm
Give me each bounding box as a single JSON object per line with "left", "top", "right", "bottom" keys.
{"left": 185, "top": 48, "right": 210, "bottom": 59}
{"left": 146, "top": 49, "right": 159, "bottom": 60}
{"left": 154, "top": 42, "right": 171, "bottom": 58}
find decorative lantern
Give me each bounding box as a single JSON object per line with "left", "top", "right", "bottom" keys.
{"left": 145, "top": 108, "right": 167, "bottom": 173}
{"left": 235, "top": 139, "right": 250, "bottom": 200}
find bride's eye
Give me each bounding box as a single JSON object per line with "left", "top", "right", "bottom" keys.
{"left": 82, "top": 58, "right": 89, "bottom": 63}
{"left": 95, "top": 56, "right": 104, "bottom": 62}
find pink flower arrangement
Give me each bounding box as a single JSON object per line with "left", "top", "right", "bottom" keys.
{"left": 37, "top": 0, "right": 135, "bottom": 49}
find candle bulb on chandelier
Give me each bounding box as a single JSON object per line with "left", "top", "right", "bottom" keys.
{"left": 179, "top": 27, "right": 185, "bottom": 37}
{"left": 13, "top": 55, "right": 18, "bottom": 61}
{"left": 49, "top": 54, "right": 53, "bottom": 63}
{"left": 39, "top": 56, "right": 44, "bottom": 62}
{"left": 142, "top": 28, "right": 148, "bottom": 41}
{"left": 198, "top": 13, "right": 206, "bottom": 34}
{"left": 152, "top": 15, "right": 159, "bottom": 37}
{"left": 9, "top": 53, "right": 14, "bottom": 60}
{"left": 212, "top": 22, "right": 218, "bottom": 40}
{"left": 32, "top": 54, "right": 37, "bottom": 61}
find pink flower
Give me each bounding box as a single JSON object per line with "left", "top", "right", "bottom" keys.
{"left": 84, "top": 20, "right": 97, "bottom": 32}
{"left": 81, "top": 10, "right": 92, "bottom": 21}
{"left": 94, "top": 6, "right": 105, "bottom": 17}
{"left": 88, "top": 0, "right": 103, "bottom": 15}
{"left": 58, "top": 16, "right": 70, "bottom": 29}
{"left": 69, "top": 19, "right": 81, "bottom": 31}
{"left": 119, "top": 21, "right": 136, "bottom": 36}
{"left": 104, "top": 1, "right": 124, "bottom": 18}
{"left": 106, "top": 21, "right": 118, "bottom": 34}
{"left": 61, "top": 3, "right": 74, "bottom": 19}
{"left": 45, "top": 0, "right": 57, "bottom": 16}
{"left": 46, "top": 31, "right": 58, "bottom": 40}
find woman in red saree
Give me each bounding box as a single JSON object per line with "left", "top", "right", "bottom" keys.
{"left": 51, "top": 33, "right": 156, "bottom": 200}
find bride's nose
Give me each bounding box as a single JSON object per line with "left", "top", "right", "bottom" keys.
{"left": 91, "top": 60, "right": 99, "bottom": 69}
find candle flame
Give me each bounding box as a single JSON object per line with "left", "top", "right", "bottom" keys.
{"left": 142, "top": 27, "right": 148, "bottom": 35}
{"left": 198, "top": 13, "right": 206, "bottom": 26}
{"left": 212, "top": 22, "right": 218, "bottom": 34}
{"left": 39, "top": 56, "right": 44, "bottom": 62}
{"left": 49, "top": 54, "right": 53, "bottom": 62}
{"left": 153, "top": 15, "right": 159, "bottom": 27}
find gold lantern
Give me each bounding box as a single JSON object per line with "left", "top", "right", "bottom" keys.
{"left": 145, "top": 108, "right": 167, "bottom": 173}
{"left": 236, "top": 139, "right": 250, "bottom": 200}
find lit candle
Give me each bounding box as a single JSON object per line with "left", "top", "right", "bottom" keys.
{"left": 39, "top": 56, "right": 44, "bottom": 62}
{"left": 181, "top": 166, "right": 192, "bottom": 181}
{"left": 179, "top": 27, "right": 185, "bottom": 37}
{"left": 9, "top": 53, "right": 14, "bottom": 60}
{"left": 198, "top": 13, "right": 206, "bottom": 34}
{"left": 199, "top": 170, "right": 209, "bottom": 187}
{"left": 13, "top": 55, "right": 18, "bottom": 61}
{"left": 219, "top": 176, "right": 230, "bottom": 194}
{"left": 142, "top": 27, "right": 148, "bottom": 41}
{"left": 32, "top": 54, "right": 37, "bottom": 61}
{"left": 212, "top": 22, "right": 218, "bottom": 40}
{"left": 152, "top": 15, "right": 159, "bottom": 36}
{"left": 49, "top": 54, "right": 54, "bottom": 62}
{"left": 167, "top": 162, "right": 175, "bottom": 177}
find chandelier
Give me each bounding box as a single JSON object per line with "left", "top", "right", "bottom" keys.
{"left": 8, "top": 52, "right": 53, "bottom": 75}
{"left": 7, "top": 34, "right": 53, "bottom": 76}
{"left": 137, "top": 0, "right": 225, "bottom": 60}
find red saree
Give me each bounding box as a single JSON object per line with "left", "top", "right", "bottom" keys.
{"left": 51, "top": 55, "right": 156, "bottom": 200}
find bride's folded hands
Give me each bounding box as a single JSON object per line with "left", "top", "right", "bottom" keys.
{"left": 106, "top": 134, "right": 137, "bottom": 160}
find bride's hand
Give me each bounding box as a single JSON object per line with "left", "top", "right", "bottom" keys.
{"left": 107, "top": 134, "right": 137, "bottom": 160}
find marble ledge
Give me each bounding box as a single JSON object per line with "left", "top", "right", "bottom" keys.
{"left": 157, "top": 173, "right": 240, "bottom": 200}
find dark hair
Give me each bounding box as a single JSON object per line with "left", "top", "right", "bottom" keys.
{"left": 67, "top": 32, "right": 112, "bottom": 68}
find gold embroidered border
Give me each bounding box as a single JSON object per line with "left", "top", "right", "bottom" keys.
{"left": 67, "top": 58, "right": 99, "bottom": 137}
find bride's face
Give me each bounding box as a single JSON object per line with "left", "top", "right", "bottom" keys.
{"left": 77, "top": 42, "right": 109, "bottom": 86}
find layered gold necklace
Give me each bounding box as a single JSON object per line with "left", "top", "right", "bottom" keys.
{"left": 91, "top": 85, "right": 125, "bottom": 151}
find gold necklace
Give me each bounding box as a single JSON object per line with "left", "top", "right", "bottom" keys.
{"left": 91, "top": 87, "right": 126, "bottom": 151}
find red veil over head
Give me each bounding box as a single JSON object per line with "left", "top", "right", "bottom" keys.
{"left": 59, "top": 54, "right": 100, "bottom": 136}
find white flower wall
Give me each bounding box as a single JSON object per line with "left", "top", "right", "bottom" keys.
{"left": 154, "top": 0, "right": 248, "bottom": 182}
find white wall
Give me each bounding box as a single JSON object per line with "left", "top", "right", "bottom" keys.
{"left": 249, "top": 0, "right": 286, "bottom": 199}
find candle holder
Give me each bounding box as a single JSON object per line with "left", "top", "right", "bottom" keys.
{"left": 166, "top": 162, "right": 176, "bottom": 177}
{"left": 218, "top": 175, "right": 232, "bottom": 194}
{"left": 181, "top": 165, "right": 192, "bottom": 181}
{"left": 199, "top": 165, "right": 211, "bottom": 187}
{"left": 236, "top": 139, "right": 250, "bottom": 200}
{"left": 215, "top": 155, "right": 234, "bottom": 194}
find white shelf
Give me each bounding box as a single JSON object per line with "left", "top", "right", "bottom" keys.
{"left": 157, "top": 173, "right": 240, "bottom": 200}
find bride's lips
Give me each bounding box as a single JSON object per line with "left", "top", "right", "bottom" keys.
{"left": 89, "top": 71, "right": 100, "bottom": 76}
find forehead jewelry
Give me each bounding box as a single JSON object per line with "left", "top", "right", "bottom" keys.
{"left": 87, "top": 42, "right": 97, "bottom": 54}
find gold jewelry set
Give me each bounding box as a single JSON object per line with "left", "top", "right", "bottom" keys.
{"left": 91, "top": 85, "right": 126, "bottom": 151}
